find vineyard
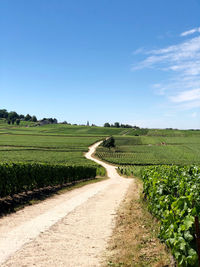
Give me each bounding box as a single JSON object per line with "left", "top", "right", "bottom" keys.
{"left": 0, "top": 162, "right": 105, "bottom": 198}
{"left": 98, "top": 133, "right": 200, "bottom": 266}
{"left": 96, "top": 135, "right": 200, "bottom": 165}
{"left": 118, "top": 165, "right": 200, "bottom": 266}
{"left": 1, "top": 120, "right": 200, "bottom": 265}
{"left": 0, "top": 121, "right": 108, "bottom": 200}
{"left": 0, "top": 134, "right": 102, "bottom": 165}
{"left": 141, "top": 165, "right": 200, "bottom": 266}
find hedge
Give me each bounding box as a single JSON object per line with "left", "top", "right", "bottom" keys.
{"left": 0, "top": 162, "right": 105, "bottom": 198}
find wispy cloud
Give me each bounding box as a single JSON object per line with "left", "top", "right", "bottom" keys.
{"left": 132, "top": 47, "right": 145, "bottom": 55}
{"left": 132, "top": 28, "right": 200, "bottom": 110}
{"left": 180, "top": 27, "right": 200, "bottom": 37}
{"left": 170, "top": 89, "right": 200, "bottom": 103}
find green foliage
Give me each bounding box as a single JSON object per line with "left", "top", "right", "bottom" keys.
{"left": 0, "top": 109, "right": 8, "bottom": 119}
{"left": 16, "top": 119, "right": 20, "bottom": 125}
{"left": 0, "top": 120, "right": 137, "bottom": 136}
{"left": 32, "top": 115, "right": 37, "bottom": 122}
{"left": 118, "top": 165, "right": 144, "bottom": 178}
{"left": 25, "top": 114, "right": 32, "bottom": 121}
{"left": 96, "top": 136, "right": 200, "bottom": 166}
{"left": 142, "top": 165, "right": 200, "bottom": 266}
{"left": 104, "top": 122, "right": 111, "bottom": 127}
{"left": 0, "top": 162, "right": 105, "bottom": 198}
{"left": 102, "top": 137, "right": 115, "bottom": 148}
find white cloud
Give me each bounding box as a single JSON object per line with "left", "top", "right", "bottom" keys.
{"left": 132, "top": 28, "right": 200, "bottom": 111}
{"left": 180, "top": 27, "right": 200, "bottom": 37}
{"left": 170, "top": 89, "right": 200, "bottom": 103}
{"left": 132, "top": 36, "right": 200, "bottom": 71}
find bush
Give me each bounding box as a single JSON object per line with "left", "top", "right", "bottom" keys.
{"left": 102, "top": 137, "right": 115, "bottom": 148}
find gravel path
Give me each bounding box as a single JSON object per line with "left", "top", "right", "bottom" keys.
{"left": 0, "top": 141, "right": 133, "bottom": 267}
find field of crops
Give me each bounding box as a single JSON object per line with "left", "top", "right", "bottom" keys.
{"left": 1, "top": 120, "right": 200, "bottom": 265}
{"left": 0, "top": 120, "right": 109, "bottom": 165}
{"left": 0, "top": 134, "right": 102, "bottom": 165}
{"left": 0, "top": 120, "right": 138, "bottom": 136}
{"left": 96, "top": 134, "right": 200, "bottom": 165}
{"left": 141, "top": 165, "right": 200, "bottom": 266}
{"left": 0, "top": 162, "right": 105, "bottom": 198}
{"left": 0, "top": 121, "right": 110, "bottom": 197}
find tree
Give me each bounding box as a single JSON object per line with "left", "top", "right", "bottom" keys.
{"left": 104, "top": 123, "right": 110, "bottom": 127}
{"left": 32, "top": 115, "right": 37, "bottom": 122}
{"left": 102, "top": 136, "right": 115, "bottom": 149}
{"left": 16, "top": 119, "right": 21, "bottom": 125}
{"left": 114, "top": 122, "right": 120, "bottom": 128}
{"left": 19, "top": 114, "right": 25, "bottom": 119}
{"left": 0, "top": 109, "right": 8, "bottom": 118}
{"left": 25, "top": 114, "right": 32, "bottom": 121}
{"left": 7, "top": 111, "right": 19, "bottom": 124}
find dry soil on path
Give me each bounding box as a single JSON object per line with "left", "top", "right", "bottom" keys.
{"left": 0, "top": 141, "right": 133, "bottom": 267}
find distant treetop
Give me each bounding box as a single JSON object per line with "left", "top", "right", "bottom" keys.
{"left": 0, "top": 108, "right": 38, "bottom": 125}
{"left": 104, "top": 122, "right": 140, "bottom": 129}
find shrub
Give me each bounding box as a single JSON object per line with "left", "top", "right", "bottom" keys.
{"left": 102, "top": 137, "right": 115, "bottom": 148}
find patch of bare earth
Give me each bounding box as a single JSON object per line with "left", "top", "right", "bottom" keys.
{"left": 103, "top": 177, "right": 175, "bottom": 267}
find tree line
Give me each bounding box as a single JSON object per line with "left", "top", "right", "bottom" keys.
{"left": 0, "top": 109, "right": 37, "bottom": 125}
{"left": 104, "top": 122, "right": 140, "bottom": 129}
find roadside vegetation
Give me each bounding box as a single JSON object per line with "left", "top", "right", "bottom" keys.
{"left": 141, "top": 165, "right": 200, "bottom": 266}
{"left": 96, "top": 132, "right": 200, "bottom": 266}
{"left": 0, "top": 162, "right": 105, "bottom": 198}
{"left": 104, "top": 179, "right": 173, "bottom": 267}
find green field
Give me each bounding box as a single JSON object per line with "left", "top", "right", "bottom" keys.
{"left": 0, "top": 120, "right": 132, "bottom": 165}
{"left": 1, "top": 120, "right": 200, "bottom": 166}
{"left": 0, "top": 127, "right": 101, "bottom": 165}
{"left": 0, "top": 120, "right": 112, "bottom": 198}
{"left": 0, "top": 119, "right": 139, "bottom": 136}
{"left": 96, "top": 134, "right": 200, "bottom": 165}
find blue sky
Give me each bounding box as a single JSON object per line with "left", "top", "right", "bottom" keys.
{"left": 1, "top": 0, "right": 200, "bottom": 129}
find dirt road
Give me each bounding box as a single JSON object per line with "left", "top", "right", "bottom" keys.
{"left": 0, "top": 141, "right": 133, "bottom": 267}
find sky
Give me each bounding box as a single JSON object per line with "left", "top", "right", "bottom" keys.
{"left": 1, "top": 0, "right": 200, "bottom": 129}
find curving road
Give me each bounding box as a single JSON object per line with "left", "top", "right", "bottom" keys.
{"left": 0, "top": 141, "right": 133, "bottom": 267}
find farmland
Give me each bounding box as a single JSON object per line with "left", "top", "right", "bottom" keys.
{"left": 95, "top": 131, "right": 200, "bottom": 266}
{"left": 0, "top": 121, "right": 108, "bottom": 165}
{"left": 1, "top": 120, "right": 200, "bottom": 265}
{"left": 96, "top": 134, "right": 200, "bottom": 165}
{"left": 1, "top": 121, "right": 200, "bottom": 167}
{"left": 0, "top": 121, "right": 112, "bottom": 199}
{"left": 0, "top": 134, "right": 100, "bottom": 165}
